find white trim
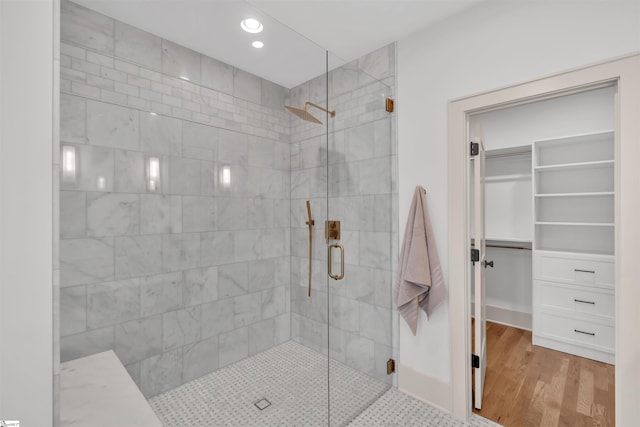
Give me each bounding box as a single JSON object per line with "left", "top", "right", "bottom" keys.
{"left": 474, "top": 304, "right": 532, "bottom": 331}
{"left": 448, "top": 53, "right": 640, "bottom": 423}
{"left": 398, "top": 363, "right": 452, "bottom": 413}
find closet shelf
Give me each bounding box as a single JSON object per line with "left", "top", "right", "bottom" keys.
{"left": 535, "top": 221, "right": 614, "bottom": 227}
{"left": 534, "top": 192, "right": 614, "bottom": 198}
{"left": 484, "top": 174, "right": 531, "bottom": 182}
{"left": 534, "top": 160, "right": 614, "bottom": 171}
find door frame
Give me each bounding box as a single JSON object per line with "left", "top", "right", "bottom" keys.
{"left": 447, "top": 53, "right": 640, "bottom": 423}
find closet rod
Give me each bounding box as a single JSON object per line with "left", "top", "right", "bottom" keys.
{"left": 487, "top": 244, "right": 531, "bottom": 251}
{"left": 486, "top": 151, "right": 531, "bottom": 159}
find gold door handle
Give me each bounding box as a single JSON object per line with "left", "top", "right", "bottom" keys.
{"left": 306, "top": 201, "right": 314, "bottom": 297}
{"left": 328, "top": 243, "right": 344, "bottom": 280}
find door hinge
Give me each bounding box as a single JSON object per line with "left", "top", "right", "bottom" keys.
{"left": 471, "top": 354, "right": 480, "bottom": 369}
{"left": 470, "top": 141, "right": 479, "bottom": 156}
{"left": 471, "top": 248, "right": 480, "bottom": 265}
{"left": 386, "top": 358, "right": 396, "bottom": 375}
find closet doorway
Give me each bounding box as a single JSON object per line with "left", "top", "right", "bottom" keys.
{"left": 468, "top": 87, "right": 615, "bottom": 426}
{"left": 447, "top": 54, "right": 640, "bottom": 426}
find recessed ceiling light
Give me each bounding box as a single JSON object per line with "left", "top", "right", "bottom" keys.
{"left": 252, "top": 41, "right": 264, "bottom": 49}
{"left": 241, "top": 18, "right": 263, "bottom": 34}
{"left": 179, "top": 75, "right": 190, "bottom": 81}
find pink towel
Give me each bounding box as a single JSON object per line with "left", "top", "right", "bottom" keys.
{"left": 393, "top": 186, "right": 446, "bottom": 335}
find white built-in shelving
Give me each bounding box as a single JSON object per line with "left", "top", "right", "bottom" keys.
{"left": 532, "top": 130, "right": 615, "bottom": 364}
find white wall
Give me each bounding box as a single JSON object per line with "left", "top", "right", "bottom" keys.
{"left": 397, "top": 0, "right": 640, "bottom": 399}
{"left": 0, "top": 1, "right": 54, "bottom": 426}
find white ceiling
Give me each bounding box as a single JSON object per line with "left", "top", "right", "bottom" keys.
{"left": 72, "top": 0, "right": 482, "bottom": 88}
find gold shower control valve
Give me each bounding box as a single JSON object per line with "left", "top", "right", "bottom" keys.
{"left": 325, "top": 220, "right": 340, "bottom": 241}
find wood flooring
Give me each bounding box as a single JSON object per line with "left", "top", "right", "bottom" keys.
{"left": 472, "top": 321, "right": 615, "bottom": 427}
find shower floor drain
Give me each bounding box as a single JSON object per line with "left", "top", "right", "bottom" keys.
{"left": 254, "top": 398, "right": 271, "bottom": 410}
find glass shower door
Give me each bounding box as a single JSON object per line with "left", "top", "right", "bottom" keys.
{"left": 326, "top": 45, "right": 397, "bottom": 426}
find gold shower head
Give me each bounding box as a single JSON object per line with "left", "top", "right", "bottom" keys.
{"left": 284, "top": 101, "right": 336, "bottom": 125}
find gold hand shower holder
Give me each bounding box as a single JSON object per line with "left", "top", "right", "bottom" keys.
{"left": 305, "top": 200, "right": 314, "bottom": 297}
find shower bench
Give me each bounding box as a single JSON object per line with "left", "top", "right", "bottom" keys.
{"left": 60, "top": 350, "right": 162, "bottom": 427}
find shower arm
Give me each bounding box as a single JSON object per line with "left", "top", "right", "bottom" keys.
{"left": 304, "top": 102, "right": 336, "bottom": 117}
{"left": 305, "top": 201, "right": 314, "bottom": 297}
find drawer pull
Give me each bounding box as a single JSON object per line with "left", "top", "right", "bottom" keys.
{"left": 574, "top": 329, "right": 595, "bottom": 336}
{"left": 574, "top": 299, "right": 595, "bottom": 305}
{"left": 574, "top": 269, "right": 595, "bottom": 274}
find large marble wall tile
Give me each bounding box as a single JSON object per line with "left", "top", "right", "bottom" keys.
{"left": 60, "top": 94, "right": 86, "bottom": 143}
{"left": 217, "top": 198, "right": 248, "bottom": 231}
{"left": 359, "top": 157, "right": 391, "bottom": 195}
{"left": 61, "top": 1, "right": 113, "bottom": 54}
{"left": 140, "top": 272, "right": 183, "bottom": 317}
{"left": 358, "top": 44, "right": 394, "bottom": 82}
{"left": 60, "top": 326, "right": 114, "bottom": 362}
{"left": 299, "top": 317, "right": 326, "bottom": 353}
{"left": 248, "top": 318, "right": 275, "bottom": 356}
{"left": 218, "top": 129, "right": 248, "bottom": 166}
{"left": 86, "top": 279, "right": 140, "bottom": 329}
{"left": 373, "top": 342, "right": 393, "bottom": 383}
{"left": 233, "top": 292, "right": 261, "bottom": 327}
{"left": 218, "top": 327, "right": 248, "bottom": 368}
{"left": 329, "top": 295, "right": 359, "bottom": 332}
{"left": 60, "top": 237, "right": 114, "bottom": 286}
{"left": 248, "top": 259, "right": 275, "bottom": 292}
{"left": 217, "top": 262, "right": 249, "bottom": 298}
{"left": 273, "top": 200, "right": 290, "bottom": 229}
{"left": 115, "top": 21, "right": 162, "bottom": 71}
{"left": 233, "top": 230, "right": 261, "bottom": 262}
{"left": 248, "top": 198, "right": 274, "bottom": 229}
{"left": 345, "top": 122, "right": 374, "bottom": 162}
{"left": 182, "top": 196, "right": 216, "bottom": 232}
{"left": 183, "top": 266, "right": 218, "bottom": 306}
{"left": 162, "top": 233, "right": 201, "bottom": 272}
{"left": 162, "top": 306, "right": 201, "bottom": 351}
{"left": 273, "top": 142, "right": 290, "bottom": 171}
{"left": 140, "top": 112, "right": 182, "bottom": 156}
{"left": 345, "top": 332, "right": 375, "bottom": 375}
{"left": 328, "top": 326, "right": 346, "bottom": 363}
{"left": 329, "top": 60, "right": 359, "bottom": 98}
{"left": 61, "top": 145, "right": 114, "bottom": 192}
{"left": 114, "top": 316, "right": 162, "bottom": 365}
{"left": 60, "top": 286, "right": 86, "bottom": 336}
{"left": 182, "top": 336, "right": 218, "bottom": 383}
{"left": 162, "top": 39, "right": 201, "bottom": 84}
{"left": 373, "top": 269, "right": 392, "bottom": 308}
{"left": 140, "top": 347, "right": 183, "bottom": 397}
{"left": 359, "top": 231, "right": 391, "bottom": 268}
{"left": 140, "top": 194, "right": 182, "bottom": 235}
{"left": 169, "top": 157, "right": 201, "bottom": 195}
{"left": 87, "top": 100, "right": 139, "bottom": 151}
{"left": 273, "top": 312, "right": 290, "bottom": 345}
{"left": 201, "top": 56, "right": 234, "bottom": 94}
{"left": 115, "top": 235, "right": 162, "bottom": 278}
{"left": 201, "top": 299, "right": 234, "bottom": 339}
{"left": 359, "top": 302, "right": 391, "bottom": 345}
{"left": 114, "top": 149, "right": 145, "bottom": 193}
{"left": 261, "top": 286, "right": 286, "bottom": 319}
{"left": 183, "top": 121, "right": 217, "bottom": 154}
{"left": 60, "top": 191, "right": 86, "bottom": 238}
{"left": 261, "top": 80, "right": 286, "bottom": 110}
{"left": 344, "top": 265, "right": 374, "bottom": 303}
{"left": 373, "top": 119, "right": 392, "bottom": 158}
{"left": 86, "top": 192, "right": 139, "bottom": 236}
{"left": 233, "top": 69, "right": 261, "bottom": 105}
{"left": 201, "top": 231, "right": 234, "bottom": 266}
{"left": 248, "top": 137, "right": 275, "bottom": 169}
{"left": 373, "top": 194, "right": 393, "bottom": 232}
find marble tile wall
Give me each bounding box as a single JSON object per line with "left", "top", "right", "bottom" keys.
{"left": 289, "top": 44, "right": 398, "bottom": 384}
{"left": 59, "top": 1, "right": 290, "bottom": 398}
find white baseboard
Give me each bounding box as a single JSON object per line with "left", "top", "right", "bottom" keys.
{"left": 471, "top": 302, "right": 532, "bottom": 330}
{"left": 398, "top": 363, "right": 452, "bottom": 413}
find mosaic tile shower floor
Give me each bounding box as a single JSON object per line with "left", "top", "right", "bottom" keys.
{"left": 148, "top": 341, "right": 500, "bottom": 427}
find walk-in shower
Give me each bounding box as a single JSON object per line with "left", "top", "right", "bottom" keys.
{"left": 57, "top": 1, "right": 397, "bottom": 425}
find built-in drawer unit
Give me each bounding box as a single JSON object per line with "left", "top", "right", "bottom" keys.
{"left": 536, "top": 280, "right": 614, "bottom": 318}
{"left": 534, "top": 251, "right": 614, "bottom": 288}
{"left": 534, "top": 309, "right": 614, "bottom": 362}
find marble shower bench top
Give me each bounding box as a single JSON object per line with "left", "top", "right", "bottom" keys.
{"left": 60, "top": 350, "right": 162, "bottom": 427}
